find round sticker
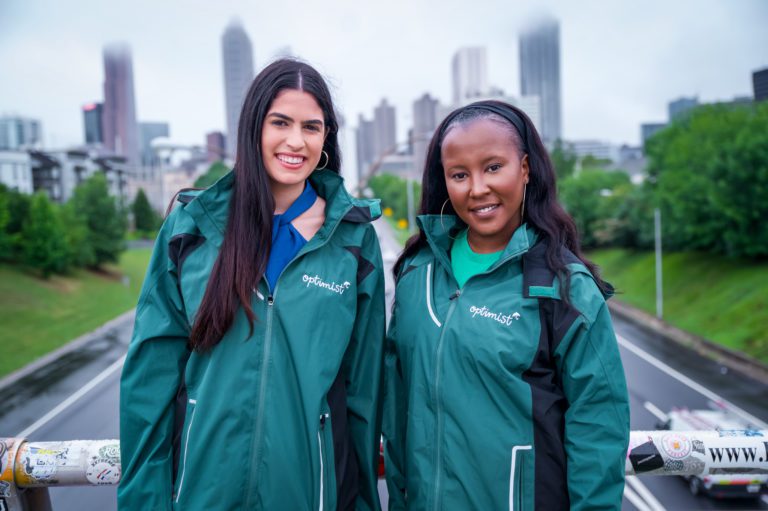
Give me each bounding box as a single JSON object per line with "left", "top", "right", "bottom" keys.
{"left": 661, "top": 433, "right": 692, "bottom": 459}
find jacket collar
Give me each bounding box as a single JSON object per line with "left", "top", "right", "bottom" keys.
{"left": 183, "top": 169, "right": 380, "bottom": 247}
{"left": 417, "top": 214, "right": 538, "bottom": 274}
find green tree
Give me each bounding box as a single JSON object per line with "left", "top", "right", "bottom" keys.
{"left": 194, "top": 161, "right": 230, "bottom": 189}
{"left": 70, "top": 173, "right": 127, "bottom": 267}
{"left": 580, "top": 154, "right": 613, "bottom": 170}
{"left": 559, "top": 169, "right": 632, "bottom": 248}
{"left": 610, "top": 182, "right": 656, "bottom": 249}
{"left": 550, "top": 139, "right": 577, "bottom": 181}
{"left": 4, "top": 187, "right": 32, "bottom": 261}
{"left": 60, "top": 202, "right": 95, "bottom": 268}
{"left": 368, "top": 173, "right": 421, "bottom": 224}
{"left": 647, "top": 102, "right": 768, "bottom": 257}
{"left": 21, "top": 193, "right": 69, "bottom": 277}
{"left": 132, "top": 188, "right": 160, "bottom": 233}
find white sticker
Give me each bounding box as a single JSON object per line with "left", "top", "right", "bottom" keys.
{"left": 86, "top": 459, "right": 121, "bottom": 485}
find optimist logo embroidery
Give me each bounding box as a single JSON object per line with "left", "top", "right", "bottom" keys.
{"left": 302, "top": 274, "right": 351, "bottom": 295}
{"left": 469, "top": 305, "right": 521, "bottom": 326}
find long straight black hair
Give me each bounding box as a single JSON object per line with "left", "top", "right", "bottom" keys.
{"left": 190, "top": 59, "right": 341, "bottom": 351}
{"left": 394, "top": 100, "right": 607, "bottom": 298}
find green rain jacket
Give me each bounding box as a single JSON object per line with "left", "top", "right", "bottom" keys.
{"left": 119, "top": 170, "right": 385, "bottom": 511}
{"left": 383, "top": 216, "right": 630, "bottom": 510}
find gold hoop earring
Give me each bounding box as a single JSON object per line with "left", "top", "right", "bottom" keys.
{"left": 317, "top": 150, "right": 329, "bottom": 170}
{"left": 440, "top": 198, "right": 458, "bottom": 239}
{"left": 520, "top": 183, "right": 527, "bottom": 225}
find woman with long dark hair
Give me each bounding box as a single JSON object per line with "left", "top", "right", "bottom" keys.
{"left": 119, "top": 59, "right": 385, "bottom": 510}
{"left": 383, "top": 100, "right": 629, "bottom": 510}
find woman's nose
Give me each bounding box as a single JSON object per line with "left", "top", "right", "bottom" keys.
{"left": 285, "top": 127, "right": 305, "bottom": 150}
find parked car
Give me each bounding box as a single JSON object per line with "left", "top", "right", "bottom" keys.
{"left": 656, "top": 406, "right": 767, "bottom": 499}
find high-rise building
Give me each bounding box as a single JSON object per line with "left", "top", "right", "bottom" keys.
{"left": 519, "top": 16, "right": 561, "bottom": 144}
{"left": 206, "top": 131, "right": 227, "bottom": 163}
{"left": 0, "top": 116, "right": 42, "bottom": 150}
{"left": 412, "top": 93, "right": 440, "bottom": 178}
{"left": 641, "top": 123, "right": 667, "bottom": 149}
{"left": 102, "top": 43, "right": 140, "bottom": 165}
{"left": 222, "top": 19, "right": 255, "bottom": 159}
{"left": 355, "top": 114, "right": 375, "bottom": 183}
{"left": 452, "top": 47, "right": 488, "bottom": 105}
{"left": 83, "top": 103, "right": 104, "bottom": 145}
{"left": 753, "top": 68, "right": 768, "bottom": 102}
{"left": 139, "top": 122, "right": 170, "bottom": 167}
{"left": 668, "top": 96, "right": 699, "bottom": 121}
{"left": 373, "top": 99, "right": 396, "bottom": 159}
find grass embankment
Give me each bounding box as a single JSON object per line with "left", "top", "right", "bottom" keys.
{"left": 589, "top": 249, "right": 768, "bottom": 364}
{"left": 0, "top": 248, "right": 152, "bottom": 378}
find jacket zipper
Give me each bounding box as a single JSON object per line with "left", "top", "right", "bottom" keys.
{"left": 432, "top": 296, "right": 459, "bottom": 511}
{"left": 244, "top": 295, "right": 274, "bottom": 508}
{"left": 174, "top": 398, "right": 197, "bottom": 503}
{"left": 244, "top": 206, "right": 352, "bottom": 508}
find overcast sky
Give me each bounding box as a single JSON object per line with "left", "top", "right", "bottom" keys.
{"left": 2, "top": 0, "right": 766, "bottom": 156}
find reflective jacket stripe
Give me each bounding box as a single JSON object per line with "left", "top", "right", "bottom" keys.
{"left": 426, "top": 263, "right": 441, "bottom": 327}
{"left": 509, "top": 445, "right": 531, "bottom": 510}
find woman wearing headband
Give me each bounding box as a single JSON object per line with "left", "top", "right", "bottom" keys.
{"left": 119, "top": 59, "right": 385, "bottom": 510}
{"left": 383, "top": 100, "right": 629, "bottom": 510}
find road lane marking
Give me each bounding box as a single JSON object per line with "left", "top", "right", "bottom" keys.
{"left": 617, "top": 334, "right": 768, "bottom": 429}
{"left": 643, "top": 401, "right": 669, "bottom": 424}
{"left": 625, "top": 476, "right": 666, "bottom": 511}
{"left": 16, "top": 355, "right": 126, "bottom": 438}
{"left": 623, "top": 484, "right": 653, "bottom": 511}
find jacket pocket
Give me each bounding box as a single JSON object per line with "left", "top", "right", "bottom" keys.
{"left": 509, "top": 445, "right": 531, "bottom": 511}
{"left": 173, "top": 398, "right": 197, "bottom": 504}
{"left": 317, "top": 412, "right": 337, "bottom": 511}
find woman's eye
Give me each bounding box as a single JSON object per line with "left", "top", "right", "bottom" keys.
{"left": 487, "top": 163, "right": 502, "bottom": 173}
{"left": 271, "top": 120, "right": 288, "bottom": 127}
{"left": 451, "top": 172, "right": 467, "bottom": 181}
{"left": 303, "top": 124, "right": 321, "bottom": 132}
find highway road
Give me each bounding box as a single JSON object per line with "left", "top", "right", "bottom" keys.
{"left": 1, "top": 217, "right": 766, "bottom": 510}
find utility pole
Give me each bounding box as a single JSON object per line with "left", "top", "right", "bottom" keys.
{"left": 654, "top": 207, "right": 663, "bottom": 319}
{"left": 406, "top": 178, "right": 415, "bottom": 233}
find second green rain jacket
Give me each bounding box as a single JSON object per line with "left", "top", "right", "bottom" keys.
{"left": 383, "top": 216, "right": 630, "bottom": 510}
{"left": 119, "top": 169, "right": 386, "bottom": 511}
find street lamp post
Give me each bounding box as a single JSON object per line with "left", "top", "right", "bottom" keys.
{"left": 406, "top": 177, "right": 415, "bottom": 234}
{"left": 654, "top": 207, "right": 663, "bottom": 319}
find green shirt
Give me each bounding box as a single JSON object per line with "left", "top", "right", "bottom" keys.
{"left": 450, "top": 229, "right": 503, "bottom": 288}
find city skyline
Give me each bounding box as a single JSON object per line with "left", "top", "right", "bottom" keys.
{"left": 1, "top": 0, "right": 766, "bottom": 154}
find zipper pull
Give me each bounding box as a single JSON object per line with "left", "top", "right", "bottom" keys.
{"left": 319, "top": 412, "right": 330, "bottom": 428}
{"left": 267, "top": 295, "right": 274, "bottom": 306}
{"left": 449, "top": 290, "right": 461, "bottom": 301}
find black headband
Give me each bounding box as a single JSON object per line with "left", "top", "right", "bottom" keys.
{"left": 442, "top": 101, "right": 530, "bottom": 153}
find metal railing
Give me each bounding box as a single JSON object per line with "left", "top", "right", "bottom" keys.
{"left": 1, "top": 431, "right": 766, "bottom": 510}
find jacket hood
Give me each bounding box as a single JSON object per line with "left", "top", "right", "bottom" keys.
{"left": 180, "top": 169, "right": 381, "bottom": 247}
